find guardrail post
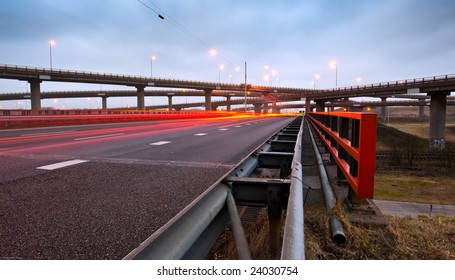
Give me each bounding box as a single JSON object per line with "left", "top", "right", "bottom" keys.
{"left": 267, "top": 185, "right": 282, "bottom": 256}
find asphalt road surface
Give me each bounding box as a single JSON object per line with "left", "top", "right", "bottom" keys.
{"left": 0, "top": 116, "right": 294, "bottom": 259}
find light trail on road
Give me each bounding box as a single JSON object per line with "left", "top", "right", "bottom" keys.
{"left": 0, "top": 115, "right": 295, "bottom": 259}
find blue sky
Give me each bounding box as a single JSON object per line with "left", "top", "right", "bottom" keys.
{"left": 1, "top": 0, "right": 454, "bottom": 109}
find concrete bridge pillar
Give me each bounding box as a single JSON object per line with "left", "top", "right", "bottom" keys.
{"left": 226, "top": 96, "right": 231, "bottom": 111}
{"left": 429, "top": 91, "right": 449, "bottom": 150}
{"left": 315, "top": 100, "right": 325, "bottom": 112}
{"left": 101, "top": 96, "right": 108, "bottom": 110}
{"left": 254, "top": 103, "right": 262, "bottom": 114}
{"left": 380, "top": 97, "right": 387, "bottom": 120}
{"left": 136, "top": 86, "right": 145, "bottom": 110}
{"left": 168, "top": 96, "right": 173, "bottom": 111}
{"left": 29, "top": 80, "right": 42, "bottom": 110}
{"left": 272, "top": 102, "right": 278, "bottom": 114}
{"left": 305, "top": 99, "right": 311, "bottom": 113}
{"left": 418, "top": 98, "right": 425, "bottom": 120}
{"left": 204, "top": 89, "right": 212, "bottom": 111}
{"left": 262, "top": 103, "right": 269, "bottom": 114}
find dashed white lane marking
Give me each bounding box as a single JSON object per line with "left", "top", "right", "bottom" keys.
{"left": 219, "top": 128, "right": 229, "bottom": 131}
{"left": 74, "top": 133, "right": 125, "bottom": 141}
{"left": 21, "top": 131, "right": 77, "bottom": 137}
{"left": 246, "top": 123, "right": 252, "bottom": 126}
{"left": 37, "top": 159, "right": 89, "bottom": 170}
{"left": 194, "top": 133, "right": 208, "bottom": 136}
{"left": 150, "top": 141, "right": 172, "bottom": 146}
{"left": 235, "top": 126, "right": 242, "bottom": 128}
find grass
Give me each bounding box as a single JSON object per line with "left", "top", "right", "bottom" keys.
{"left": 305, "top": 205, "right": 455, "bottom": 260}
{"left": 374, "top": 173, "right": 455, "bottom": 205}
{"left": 212, "top": 206, "right": 455, "bottom": 260}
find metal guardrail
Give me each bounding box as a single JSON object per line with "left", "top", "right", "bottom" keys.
{"left": 306, "top": 112, "right": 377, "bottom": 199}
{"left": 0, "top": 109, "right": 242, "bottom": 116}
{"left": 124, "top": 117, "right": 305, "bottom": 260}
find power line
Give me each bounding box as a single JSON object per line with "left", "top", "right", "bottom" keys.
{"left": 137, "top": 0, "right": 237, "bottom": 67}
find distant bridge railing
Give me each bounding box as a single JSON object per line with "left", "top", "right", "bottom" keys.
{"left": 0, "top": 109, "right": 245, "bottom": 128}
{"left": 311, "top": 74, "right": 455, "bottom": 95}
{"left": 306, "top": 112, "right": 377, "bottom": 199}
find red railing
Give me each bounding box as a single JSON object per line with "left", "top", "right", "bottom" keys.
{"left": 306, "top": 112, "right": 377, "bottom": 199}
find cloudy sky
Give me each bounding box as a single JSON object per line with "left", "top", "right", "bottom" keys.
{"left": 1, "top": 0, "right": 454, "bottom": 109}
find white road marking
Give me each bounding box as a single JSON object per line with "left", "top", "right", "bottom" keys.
{"left": 246, "top": 123, "right": 252, "bottom": 126}
{"left": 194, "top": 133, "right": 208, "bottom": 136}
{"left": 150, "top": 141, "right": 172, "bottom": 146}
{"left": 74, "top": 133, "right": 125, "bottom": 141}
{"left": 219, "top": 128, "right": 229, "bottom": 131}
{"left": 235, "top": 126, "right": 242, "bottom": 128}
{"left": 21, "top": 131, "right": 77, "bottom": 137}
{"left": 37, "top": 159, "right": 89, "bottom": 170}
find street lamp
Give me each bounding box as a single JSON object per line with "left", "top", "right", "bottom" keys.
{"left": 329, "top": 61, "right": 338, "bottom": 88}
{"left": 314, "top": 74, "right": 320, "bottom": 89}
{"left": 218, "top": 64, "right": 224, "bottom": 83}
{"left": 150, "top": 55, "right": 156, "bottom": 78}
{"left": 356, "top": 77, "right": 362, "bottom": 85}
{"left": 49, "top": 40, "right": 55, "bottom": 69}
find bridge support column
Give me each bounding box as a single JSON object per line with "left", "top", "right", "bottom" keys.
{"left": 226, "top": 96, "right": 231, "bottom": 111}
{"left": 29, "top": 80, "right": 42, "bottom": 110}
{"left": 262, "top": 103, "right": 269, "bottom": 114}
{"left": 204, "top": 89, "right": 212, "bottom": 111}
{"left": 272, "top": 102, "right": 278, "bottom": 114}
{"left": 380, "top": 97, "right": 387, "bottom": 121}
{"left": 305, "top": 99, "right": 311, "bottom": 113}
{"left": 168, "top": 96, "right": 173, "bottom": 111}
{"left": 254, "top": 104, "right": 262, "bottom": 114}
{"left": 418, "top": 98, "right": 425, "bottom": 120}
{"left": 101, "top": 96, "right": 107, "bottom": 110}
{"left": 315, "top": 100, "right": 325, "bottom": 112}
{"left": 136, "top": 86, "right": 145, "bottom": 110}
{"left": 429, "top": 91, "right": 449, "bottom": 150}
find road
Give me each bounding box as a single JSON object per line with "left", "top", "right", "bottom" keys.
{"left": 0, "top": 115, "right": 294, "bottom": 259}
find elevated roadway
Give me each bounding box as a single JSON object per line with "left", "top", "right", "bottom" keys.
{"left": 1, "top": 63, "right": 455, "bottom": 148}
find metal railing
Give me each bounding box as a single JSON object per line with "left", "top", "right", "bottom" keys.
{"left": 313, "top": 73, "right": 455, "bottom": 93}
{"left": 124, "top": 117, "right": 305, "bottom": 260}
{"left": 0, "top": 64, "right": 310, "bottom": 93}
{"left": 306, "top": 112, "right": 377, "bottom": 199}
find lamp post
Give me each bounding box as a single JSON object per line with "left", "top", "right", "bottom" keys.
{"left": 218, "top": 64, "right": 224, "bottom": 83}
{"left": 150, "top": 56, "right": 156, "bottom": 78}
{"left": 329, "top": 61, "right": 338, "bottom": 88}
{"left": 49, "top": 40, "right": 55, "bottom": 69}
{"left": 314, "top": 74, "right": 320, "bottom": 89}
{"left": 244, "top": 61, "right": 247, "bottom": 112}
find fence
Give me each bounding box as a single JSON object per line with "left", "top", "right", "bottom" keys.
{"left": 306, "top": 112, "right": 377, "bottom": 199}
